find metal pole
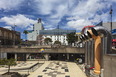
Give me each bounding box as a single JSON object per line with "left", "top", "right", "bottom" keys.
{"left": 36, "top": 30, "right": 38, "bottom": 45}
{"left": 13, "top": 24, "right": 17, "bottom": 46}
{"left": 111, "top": 13, "right": 112, "bottom": 34}
{"left": 110, "top": 5, "right": 113, "bottom": 34}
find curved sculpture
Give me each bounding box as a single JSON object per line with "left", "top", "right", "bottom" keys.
{"left": 87, "top": 26, "right": 112, "bottom": 74}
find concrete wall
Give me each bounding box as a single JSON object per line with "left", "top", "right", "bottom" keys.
{"left": 103, "top": 54, "right": 116, "bottom": 77}
{"left": 0, "top": 47, "right": 84, "bottom": 53}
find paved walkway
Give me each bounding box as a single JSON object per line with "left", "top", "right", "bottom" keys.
{"left": 28, "top": 61, "right": 87, "bottom": 77}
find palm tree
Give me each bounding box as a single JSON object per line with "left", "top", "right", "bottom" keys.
{"left": 23, "top": 30, "right": 28, "bottom": 41}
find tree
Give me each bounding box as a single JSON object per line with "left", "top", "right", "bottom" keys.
{"left": 66, "top": 33, "right": 76, "bottom": 45}
{"left": 0, "top": 58, "right": 17, "bottom": 74}
{"left": 23, "top": 30, "right": 28, "bottom": 41}
{"left": 54, "top": 40, "right": 61, "bottom": 45}
{"left": 75, "top": 36, "right": 78, "bottom": 42}
{"left": 6, "top": 58, "right": 17, "bottom": 74}
{"left": 44, "top": 38, "right": 52, "bottom": 45}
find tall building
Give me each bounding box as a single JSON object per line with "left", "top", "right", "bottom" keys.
{"left": 39, "top": 29, "right": 76, "bottom": 45}
{"left": 27, "top": 18, "right": 44, "bottom": 41}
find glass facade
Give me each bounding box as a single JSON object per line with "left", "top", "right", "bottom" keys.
{"left": 39, "top": 29, "right": 76, "bottom": 35}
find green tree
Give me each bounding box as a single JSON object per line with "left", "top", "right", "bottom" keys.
{"left": 23, "top": 30, "right": 28, "bottom": 41}
{"left": 75, "top": 36, "right": 78, "bottom": 42}
{"left": 66, "top": 33, "right": 76, "bottom": 45}
{"left": 54, "top": 40, "right": 61, "bottom": 45}
{"left": 6, "top": 58, "right": 17, "bottom": 74}
{"left": 44, "top": 38, "right": 52, "bottom": 45}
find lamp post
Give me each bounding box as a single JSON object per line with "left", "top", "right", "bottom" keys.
{"left": 110, "top": 5, "right": 113, "bottom": 34}
{"left": 12, "top": 23, "right": 17, "bottom": 46}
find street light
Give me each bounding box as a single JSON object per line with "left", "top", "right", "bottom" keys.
{"left": 12, "top": 23, "right": 17, "bottom": 46}
{"left": 110, "top": 5, "right": 113, "bottom": 34}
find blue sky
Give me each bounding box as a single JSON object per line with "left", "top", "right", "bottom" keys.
{"left": 0, "top": 0, "right": 116, "bottom": 40}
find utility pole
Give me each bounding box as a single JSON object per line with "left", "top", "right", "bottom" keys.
{"left": 110, "top": 5, "right": 113, "bottom": 34}
{"left": 12, "top": 23, "right": 17, "bottom": 46}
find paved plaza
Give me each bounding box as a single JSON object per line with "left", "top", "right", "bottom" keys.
{"left": 0, "top": 61, "right": 43, "bottom": 75}
{"left": 28, "top": 61, "right": 87, "bottom": 77}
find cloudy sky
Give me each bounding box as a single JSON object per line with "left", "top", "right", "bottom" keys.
{"left": 0, "top": 0, "right": 116, "bottom": 40}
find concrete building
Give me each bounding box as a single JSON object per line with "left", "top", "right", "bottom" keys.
{"left": 0, "top": 27, "right": 20, "bottom": 45}
{"left": 39, "top": 29, "right": 76, "bottom": 45}
{"left": 0, "top": 27, "right": 20, "bottom": 59}
{"left": 27, "top": 18, "right": 44, "bottom": 41}
{"left": 103, "top": 22, "right": 116, "bottom": 31}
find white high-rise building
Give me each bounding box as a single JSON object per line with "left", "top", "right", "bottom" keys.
{"left": 27, "top": 18, "right": 44, "bottom": 41}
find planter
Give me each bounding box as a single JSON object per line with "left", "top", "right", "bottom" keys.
{"left": 0, "top": 72, "right": 22, "bottom": 77}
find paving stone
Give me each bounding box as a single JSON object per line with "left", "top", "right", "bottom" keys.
{"left": 55, "top": 66, "right": 59, "bottom": 68}
{"left": 51, "top": 75, "right": 56, "bottom": 77}
{"left": 65, "top": 69, "right": 69, "bottom": 72}
{"left": 38, "top": 76, "right": 42, "bottom": 77}
{"left": 42, "top": 70, "right": 47, "bottom": 72}
{"left": 65, "top": 76, "right": 70, "bottom": 77}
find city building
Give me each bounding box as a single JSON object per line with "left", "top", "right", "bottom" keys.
{"left": 103, "top": 22, "right": 116, "bottom": 48}
{"left": 27, "top": 18, "right": 44, "bottom": 41}
{"left": 103, "top": 22, "right": 116, "bottom": 31}
{"left": 39, "top": 29, "right": 76, "bottom": 45}
{"left": 0, "top": 27, "right": 20, "bottom": 45}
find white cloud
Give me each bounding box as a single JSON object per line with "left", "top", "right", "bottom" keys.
{"left": 32, "top": 0, "right": 114, "bottom": 30}
{"left": 67, "top": 19, "right": 92, "bottom": 30}
{"left": 27, "top": 25, "right": 33, "bottom": 30}
{"left": 0, "top": 0, "right": 23, "bottom": 10}
{"left": 33, "top": 0, "right": 76, "bottom": 28}
{"left": 0, "top": 14, "right": 37, "bottom": 29}
{"left": 3, "top": 26, "right": 12, "bottom": 30}
{"left": 66, "top": 0, "right": 114, "bottom": 30}
{"left": 0, "top": 0, "right": 115, "bottom": 31}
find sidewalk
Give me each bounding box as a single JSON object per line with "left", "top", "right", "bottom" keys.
{"left": 28, "top": 61, "right": 87, "bottom": 77}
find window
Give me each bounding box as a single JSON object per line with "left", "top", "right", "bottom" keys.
{"left": 8, "top": 33, "right": 9, "bottom": 38}
{"left": 2, "top": 32, "right": 4, "bottom": 37}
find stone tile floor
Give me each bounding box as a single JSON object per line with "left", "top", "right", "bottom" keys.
{"left": 28, "top": 61, "right": 87, "bottom": 77}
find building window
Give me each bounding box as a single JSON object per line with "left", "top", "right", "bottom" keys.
{"left": 2, "top": 32, "right": 4, "bottom": 37}
{"left": 8, "top": 33, "right": 9, "bottom": 38}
